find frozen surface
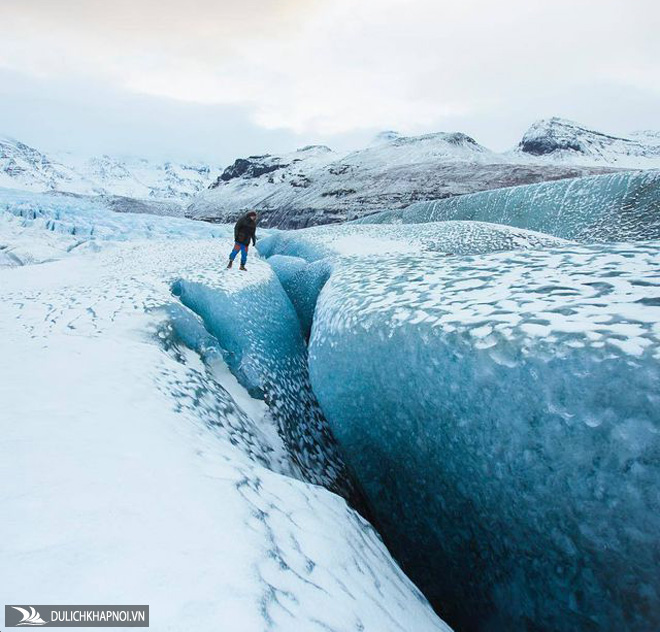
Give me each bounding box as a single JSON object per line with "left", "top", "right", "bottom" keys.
{"left": 1, "top": 187, "right": 229, "bottom": 240}
{"left": 258, "top": 221, "right": 569, "bottom": 262}
{"left": 258, "top": 222, "right": 568, "bottom": 340}
{"left": 266, "top": 255, "right": 333, "bottom": 339}
{"left": 171, "top": 260, "right": 359, "bottom": 502}
{"left": 357, "top": 170, "right": 660, "bottom": 243}
{"left": 308, "top": 244, "right": 660, "bottom": 631}
{"left": 0, "top": 197, "right": 450, "bottom": 632}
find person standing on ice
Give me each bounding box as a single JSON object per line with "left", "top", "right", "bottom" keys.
{"left": 227, "top": 210, "right": 258, "bottom": 271}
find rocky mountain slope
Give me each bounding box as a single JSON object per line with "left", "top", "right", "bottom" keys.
{"left": 189, "top": 128, "right": 621, "bottom": 228}
{"left": 4, "top": 118, "right": 659, "bottom": 229}
{"left": 514, "top": 117, "right": 660, "bottom": 166}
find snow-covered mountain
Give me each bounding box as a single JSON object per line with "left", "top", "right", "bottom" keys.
{"left": 0, "top": 136, "right": 220, "bottom": 203}
{"left": 0, "top": 137, "right": 82, "bottom": 192}
{"left": 189, "top": 129, "right": 617, "bottom": 228}
{"left": 5, "top": 118, "right": 660, "bottom": 230}
{"left": 515, "top": 117, "right": 660, "bottom": 166}
{"left": 629, "top": 130, "right": 660, "bottom": 146}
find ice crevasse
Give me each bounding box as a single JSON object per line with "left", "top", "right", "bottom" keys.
{"left": 1, "top": 192, "right": 451, "bottom": 632}
{"left": 171, "top": 260, "right": 361, "bottom": 504}
{"left": 304, "top": 243, "right": 660, "bottom": 631}
{"left": 256, "top": 219, "right": 660, "bottom": 629}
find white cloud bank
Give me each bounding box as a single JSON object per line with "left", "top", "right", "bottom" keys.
{"left": 0, "top": 0, "right": 658, "bottom": 150}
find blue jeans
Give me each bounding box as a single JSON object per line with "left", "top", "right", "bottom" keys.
{"left": 229, "top": 242, "right": 249, "bottom": 265}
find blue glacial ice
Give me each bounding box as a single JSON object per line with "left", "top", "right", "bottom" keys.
{"left": 258, "top": 222, "right": 569, "bottom": 338}
{"left": 0, "top": 187, "right": 231, "bottom": 242}
{"left": 266, "top": 255, "right": 333, "bottom": 339}
{"left": 258, "top": 221, "right": 569, "bottom": 261}
{"left": 171, "top": 261, "right": 361, "bottom": 504}
{"left": 354, "top": 170, "right": 660, "bottom": 242}
{"left": 307, "top": 242, "right": 660, "bottom": 631}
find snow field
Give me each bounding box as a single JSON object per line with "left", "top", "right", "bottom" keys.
{"left": 0, "top": 196, "right": 450, "bottom": 632}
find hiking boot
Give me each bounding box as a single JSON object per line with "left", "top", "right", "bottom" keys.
{"left": 239, "top": 264, "right": 247, "bottom": 271}
{"left": 227, "top": 259, "right": 233, "bottom": 269}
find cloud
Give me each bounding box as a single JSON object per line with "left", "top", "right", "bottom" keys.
{"left": 0, "top": 0, "right": 658, "bottom": 138}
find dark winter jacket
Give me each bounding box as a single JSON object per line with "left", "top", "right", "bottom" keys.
{"left": 234, "top": 213, "right": 257, "bottom": 246}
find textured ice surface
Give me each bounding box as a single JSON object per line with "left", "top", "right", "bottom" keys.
{"left": 308, "top": 244, "right": 660, "bottom": 631}
{"left": 0, "top": 198, "right": 450, "bottom": 632}
{"left": 171, "top": 260, "right": 359, "bottom": 502}
{"left": 0, "top": 187, "right": 229, "bottom": 242}
{"left": 0, "top": 187, "right": 233, "bottom": 266}
{"left": 258, "top": 222, "right": 568, "bottom": 340}
{"left": 265, "top": 255, "right": 333, "bottom": 339}
{"left": 258, "top": 221, "right": 569, "bottom": 262}
{"left": 356, "top": 170, "right": 660, "bottom": 242}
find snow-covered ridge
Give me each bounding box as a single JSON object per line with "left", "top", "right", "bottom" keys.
{"left": 190, "top": 124, "right": 622, "bottom": 228}
{"left": 0, "top": 136, "right": 221, "bottom": 201}
{"left": 516, "top": 117, "right": 660, "bottom": 166}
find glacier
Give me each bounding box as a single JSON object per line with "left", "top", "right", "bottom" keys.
{"left": 305, "top": 244, "right": 660, "bottom": 631}
{"left": 171, "top": 263, "right": 360, "bottom": 502}
{"left": 4, "top": 174, "right": 660, "bottom": 632}
{"left": 355, "top": 169, "right": 660, "bottom": 243}
{"left": 257, "top": 222, "right": 568, "bottom": 339}
{"left": 0, "top": 189, "right": 450, "bottom": 632}
{"left": 255, "top": 212, "right": 660, "bottom": 630}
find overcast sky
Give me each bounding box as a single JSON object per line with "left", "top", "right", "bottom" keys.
{"left": 0, "top": 0, "right": 658, "bottom": 164}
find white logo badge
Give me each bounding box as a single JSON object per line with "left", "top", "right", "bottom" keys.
{"left": 12, "top": 606, "right": 48, "bottom": 626}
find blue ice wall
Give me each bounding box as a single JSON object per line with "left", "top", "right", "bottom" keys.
{"left": 354, "top": 170, "right": 660, "bottom": 242}
{"left": 308, "top": 243, "right": 660, "bottom": 631}
{"left": 266, "top": 255, "right": 333, "bottom": 339}
{"left": 0, "top": 187, "right": 230, "bottom": 241}
{"left": 171, "top": 270, "right": 360, "bottom": 503}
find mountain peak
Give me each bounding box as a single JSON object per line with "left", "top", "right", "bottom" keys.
{"left": 520, "top": 118, "right": 627, "bottom": 156}
{"left": 297, "top": 144, "right": 333, "bottom": 154}
{"left": 371, "top": 131, "right": 402, "bottom": 145}
{"left": 518, "top": 117, "right": 660, "bottom": 164}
